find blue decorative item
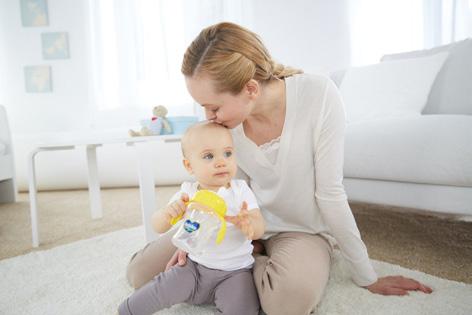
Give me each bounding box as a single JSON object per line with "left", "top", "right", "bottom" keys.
{"left": 184, "top": 220, "right": 200, "bottom": 233}
{"left": 167, "top": 116, "right": 199, "bottom": 135}
{"left": 24, "top": 65, "right": 52, "bottom": 93}
{"left": 41, "top": 32, "right": 70, "bottom": 60}
{"left": 20, "top": 0, "right": 49, "bottom": 27}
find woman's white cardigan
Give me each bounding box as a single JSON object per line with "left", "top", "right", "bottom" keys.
{"left": 232, "top": 73, "right": 377, "bottom": 286}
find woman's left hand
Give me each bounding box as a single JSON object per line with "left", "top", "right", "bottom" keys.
{"left": 365, "top": 276, "right": 433, "bottom": 296}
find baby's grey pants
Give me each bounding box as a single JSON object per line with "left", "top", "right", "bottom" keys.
{"left": 118, "top": 258, "right": 259, "bottom": 315}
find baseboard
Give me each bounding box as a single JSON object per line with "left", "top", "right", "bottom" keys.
{"left": 344, "top": 177, "right": 472, "bottom": 217}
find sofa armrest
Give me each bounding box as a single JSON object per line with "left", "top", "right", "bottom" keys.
{"left": 0, "top": 105, "right": 13, "bottom": 154}
{"left": 0, "top": 105, "right": 17, "bottom": 203}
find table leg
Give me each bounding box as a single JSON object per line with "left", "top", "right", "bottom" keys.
{"left": 86, "top": 144, "right": 103, "bottom": 219}
{"left": 28, "top": 149, "right": 41, "bottom": 248}
{"left": 132, "top": 142, "right": 158, "bottom": 243}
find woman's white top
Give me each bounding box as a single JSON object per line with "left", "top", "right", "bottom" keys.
{"left": 231, "top": 73, "right": 378, "bottom": 286}
{"left": 168, "top": 179, "right": 259, "bottom": 271}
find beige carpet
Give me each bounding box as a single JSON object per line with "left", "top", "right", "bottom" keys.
{"left": 0, "top": 187, "right": 471, "bottom": 284}
{"left": 2, "top": 226, "right": 471, "bottom": 315}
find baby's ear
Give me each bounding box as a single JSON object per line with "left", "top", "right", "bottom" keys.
{"left": 183, "top": 159, "right": 193, "bottom": 174}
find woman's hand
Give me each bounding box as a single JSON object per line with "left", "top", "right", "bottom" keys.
{"left": 365, "top": 276, "right": 433, "bottom": 296}
{"left": 165, "top": 249, "right": 188, "bottom": 271}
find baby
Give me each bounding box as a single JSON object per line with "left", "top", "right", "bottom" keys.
{"left": 118, "top": 121, "right": 265, "bottom": 315}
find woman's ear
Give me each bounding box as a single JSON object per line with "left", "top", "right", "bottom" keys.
{"left": 183, "top": 159, "right": 193, "bottom": 174}
{"left": 245, "top": 79, "right": 259, "bottom": 99}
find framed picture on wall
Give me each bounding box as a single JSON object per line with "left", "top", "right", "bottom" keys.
{"left": 42, "top": 32, "right": 70, "bottom": 59}
{"left": 20, "top": 0, "right": 49, "bottom": 27}
{"left": 24, "top": 65, "right": 52, "bottom": 93}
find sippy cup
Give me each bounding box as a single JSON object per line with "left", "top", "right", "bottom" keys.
{"left": 171, "top": 190, "right": 227, "bottom": 255}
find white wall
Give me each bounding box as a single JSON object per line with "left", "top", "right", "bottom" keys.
{"left": 0, "top": 0, "right": 352, "bottom": 191}
{"left": 251, "top": 0, "right": 351, "bottom": 74}
{"left": 1, "top": 0, "right": 352, "bottom": 135}
{"left": 0, "top": 0, "right": 190, "bottom": 191}
{"left": 0, "top": 0, "right": 94, "bottom": 135}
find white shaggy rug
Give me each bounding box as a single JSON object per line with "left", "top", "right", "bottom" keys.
{"left": 1, "top": 226, "right": 471, "bottom": 315}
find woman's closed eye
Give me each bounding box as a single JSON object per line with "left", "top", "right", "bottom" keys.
{"left": 205, "top": 106, "right": 219, "bottom": 114}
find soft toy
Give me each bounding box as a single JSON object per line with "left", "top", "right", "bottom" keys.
{"left": 129, "top": 105, "right": 172, "bottom": 137}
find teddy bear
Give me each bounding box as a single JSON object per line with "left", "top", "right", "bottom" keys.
{"left": 129, "top": 105, "right": 172, "bottom": 137}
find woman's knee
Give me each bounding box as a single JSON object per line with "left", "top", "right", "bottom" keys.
{"left": 259, "top": 275, "right": 324, "bottom": 315}
{"left": 126, "top": 252, "right": 149, "bottom": 289}
{"left": 126, "top": 234, "right": 177, "bottom": 289}
{"left": 255, "top": 233, "right": 332, "bottom": 314}
{"left": 256, "top": 258, "right": 327, "bottom": 315}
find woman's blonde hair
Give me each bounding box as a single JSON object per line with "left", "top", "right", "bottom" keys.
{"left": 181, "top": 22, "right": 303, "bottom": 94}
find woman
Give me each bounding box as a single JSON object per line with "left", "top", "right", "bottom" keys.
{"left": 127, "top": 22, "right": 432, "bottom": 315}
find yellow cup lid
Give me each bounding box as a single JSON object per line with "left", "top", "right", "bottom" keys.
{"left": 188, "top": 190, "right": 227, "bottom": 217}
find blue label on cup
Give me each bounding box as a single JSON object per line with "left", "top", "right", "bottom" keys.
{"left": 184, "top": 220, "right": 200, "bottom": 233}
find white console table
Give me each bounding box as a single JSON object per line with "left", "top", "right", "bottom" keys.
{"left": 28, "top": 135, "right": 181, "bottom": 247}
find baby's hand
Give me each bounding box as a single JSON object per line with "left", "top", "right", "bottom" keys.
{"left": 165, "top": 193, "right": 189, "bottom": 222}
{"left": 224, "top": 201, "right": 255, "bottom": 240}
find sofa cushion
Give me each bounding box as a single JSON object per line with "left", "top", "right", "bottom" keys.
{"left": 339, "top": 52, "right": 448, "bottom": 123}
{"left": 381, "top": 38, "right": 472, "bottom": 115}
{"left": 344, "top": 115, "right": 472, "bottom": 187}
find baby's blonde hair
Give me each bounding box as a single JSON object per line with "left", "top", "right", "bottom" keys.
{"left": 181, "top": 22, "right": 302, "bottom": 94}
{"left": 181, "top": 121, "right": 231, "bottom": 158}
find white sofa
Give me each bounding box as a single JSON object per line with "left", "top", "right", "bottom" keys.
{"left": 333, "top": 39, "right": 472, "bottom": 219}
{"left": 0, "top": 105, "right": 17, "bottom": 203}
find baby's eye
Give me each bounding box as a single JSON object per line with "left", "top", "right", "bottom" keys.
{"left": 224, "top": 151, "right": 232, "bottom": 158}
{"left": 203, "top": 153, "right": 214, "bottom": 160}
